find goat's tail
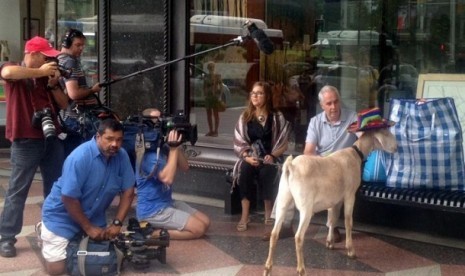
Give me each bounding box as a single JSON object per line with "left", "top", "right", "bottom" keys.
{"left": 280, "top": 155, "right": 294, "bottom": 188}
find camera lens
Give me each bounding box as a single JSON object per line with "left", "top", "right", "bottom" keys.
{"left": 41, "top": 117, "right": 56, "bottom": 139}
{"left": 41, "top": 109, "right": 56, "bottom": 139}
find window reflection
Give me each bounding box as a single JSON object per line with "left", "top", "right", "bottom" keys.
{"left": 189, "top": 1, "right": 463, "bottom": 153}
{"left": 55, "top": 1, "right": 99, "bottom": 96}
{"left": 189, "top": 13, "right": 283, "bottom": 146}
{"left": 109, "top": 2, "right": 165, "bottom": 120}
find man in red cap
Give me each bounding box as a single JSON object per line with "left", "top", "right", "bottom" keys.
{"left": 0, "top": 36, "right": 69, "bottom": 258}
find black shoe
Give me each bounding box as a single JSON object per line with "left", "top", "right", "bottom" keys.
{"left": 262, "top": 225, "right": 294, "bottom": 241}
{"left": 0, "top": 241, "right": 16, "bottom": 258}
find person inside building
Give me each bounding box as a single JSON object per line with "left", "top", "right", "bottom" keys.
{"left": 232, "top": 81, "right": 291, "bottom": 232}
{"left": 203, "top": 61, "right": 224, "bottom": 137}
{"left": 38, "top": 118, "right": 135, "bottom": 275}
{"left": 58, "top": 28, "right": 103, "bottom": 156}
{"left": 135, "top": 108, "right": 210, "bottom": 240}
{"left": 262, "top": 85, "right": 358, "bottom": 241}
{"left": 0, "top": 36, "right": 68, "bottom": 258}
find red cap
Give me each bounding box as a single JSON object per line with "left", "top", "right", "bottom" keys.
{"left": 24, "top": 36, "right": 60, "bottom": 57}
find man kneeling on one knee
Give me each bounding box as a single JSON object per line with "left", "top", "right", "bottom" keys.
{"left": 39, "top": 119, "right": 135, "bottom": 275}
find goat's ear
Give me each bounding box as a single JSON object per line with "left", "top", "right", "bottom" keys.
{"left": 373, "top": 135, "right": 382, "bottom": 149}
{"left": 373, "top": 128, "right": 391, "bottom": 149}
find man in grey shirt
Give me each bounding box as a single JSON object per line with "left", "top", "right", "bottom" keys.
{"left": 58, "top": 28, "right": 102, "bottom": 156}
{"left": 263, "top": 85, "right": 358, "bottom": 241}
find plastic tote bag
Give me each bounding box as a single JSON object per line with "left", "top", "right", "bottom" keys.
{"left": 362, "top": 150, "right": 387, "bottom": 182}
{"left": 385, "top": 98, "right": 465, "bottom": 190}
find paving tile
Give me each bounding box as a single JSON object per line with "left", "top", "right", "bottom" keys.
{"left": 0, "top": 155, "right": 465, "bottom": 276}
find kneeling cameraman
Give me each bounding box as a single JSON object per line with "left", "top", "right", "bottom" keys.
{"left": 135, "top": 108, "right": 210, "bottom": 240}
{"left": 39, "top": 118, "right": 135, "bottom": 275}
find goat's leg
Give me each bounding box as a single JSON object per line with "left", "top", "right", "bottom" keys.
{"left": 295, "top": 207, "right": 313, "bottom": 276}
{"left": 325, "top": 201, "right": 342, "bottom": 249}
{"left": 343, "top": 196, "right": 356, "bottom": 258}
{"left": 264, "top": 182, "right": 294, "bottom": 275}
{"left": 263, "top": 218, "right": 282, "bottom": 276}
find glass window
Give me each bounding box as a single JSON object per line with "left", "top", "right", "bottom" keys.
{"left": 55, "top": 1, "right": 98, "bottom": 87}
{"left": 188, "top": 0, "right": 465, "bottom": 154}
{"left": 108, "top": 1, "right": 166, "bottom": 120}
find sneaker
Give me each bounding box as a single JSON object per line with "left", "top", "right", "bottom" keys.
{"left": 35, "top": 222, "right": 42, "bottom": 249}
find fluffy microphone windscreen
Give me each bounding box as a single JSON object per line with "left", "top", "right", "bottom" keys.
{"left": 247, "top": 22, "right": 275, "bottom": 55}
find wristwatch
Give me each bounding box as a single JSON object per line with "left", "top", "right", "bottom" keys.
{"left": 112, "top": 219, "right": 123, "bottom": 227}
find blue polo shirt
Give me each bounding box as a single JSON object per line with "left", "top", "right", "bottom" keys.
{"left": 42, "top": 137, "right": 135, "bottom": 239}
{"left": 135, "top": 150, "right": 171, "bottom": 220}
{"left": 306, "top": 108, "right": 358, "bottom": 156}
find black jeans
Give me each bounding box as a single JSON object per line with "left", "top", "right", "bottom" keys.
{"left": 238, "top": 162, "right": 278, "bottom": 201}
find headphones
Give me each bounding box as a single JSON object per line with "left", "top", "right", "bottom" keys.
{"left": 61, "top": 28, "right": 84, "bottom": 49}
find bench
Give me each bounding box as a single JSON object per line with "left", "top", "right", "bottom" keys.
{"left": 224, "top": 161, "right": 465, "bottom": 240}
{"left": 354, "top": 182, "right": 465, "bottom": 239}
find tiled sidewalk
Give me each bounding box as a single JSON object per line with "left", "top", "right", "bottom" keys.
{"left": 0, "top": 155, "right": 465, "bottom": 275}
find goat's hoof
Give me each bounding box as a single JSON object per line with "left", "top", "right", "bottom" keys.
{"left": 325, "top": 241, "right": 334, "bottom": 250}
{"left": 297, "top": 267, "right": 306, "bottom": 276}
{"left": 263, "top": 267, "right": 272, "bottom": 276}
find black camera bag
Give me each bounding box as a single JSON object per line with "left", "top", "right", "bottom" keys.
{"left": 122, "top": 122, "right": 162, "bottom": 170}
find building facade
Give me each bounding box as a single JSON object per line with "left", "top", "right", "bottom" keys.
{"left": 1, "top": 0, "right": 464, "bottom": 171}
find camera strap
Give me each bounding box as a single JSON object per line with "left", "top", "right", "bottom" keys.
{"left": 145, "top": 144, "right": 161, "bottom": 179}
{"left": 27, "top": 78, "right": 56, "bottom": 112}
{"left": 135, "top": 132, "right": 162, "bottom": 180}
{"left": 134, "top": 131, "right": 145, "bottom": 175}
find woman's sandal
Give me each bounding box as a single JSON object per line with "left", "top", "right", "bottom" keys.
{"left": 264, "top": 218, "right": 275, "bottom": 225}
{"left": 236, "top": 218, "right": 250, "bottom": 232}
{"left": 236, "top": 222, "right": 248, "bottom": 232}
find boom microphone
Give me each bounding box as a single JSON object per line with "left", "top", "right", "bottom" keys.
{"left": 100, "top": 20, "right": 275, "bottom": 87}
{"left": 245, "top": 21, "right": 275, "bottom": 55}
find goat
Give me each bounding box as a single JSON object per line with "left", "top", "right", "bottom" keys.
{"left": 263, "top": 127, "right": 397, "bottom": 276}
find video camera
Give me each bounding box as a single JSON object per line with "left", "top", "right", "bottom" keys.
{"left": 113, "top": 218, "right": 170, "bottom": 270}
{"left": 126, "top": 110, "right": 198, "bottom": 146}
{"left": 45, "top": 56, "right": 72, "bottom": 78}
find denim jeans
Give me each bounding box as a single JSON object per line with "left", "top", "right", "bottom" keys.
{"left": 0, "top": 138, "right": 64, "bottom": 243}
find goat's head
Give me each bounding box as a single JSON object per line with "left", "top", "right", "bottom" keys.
{"left": 371, "top": 128, "right": 397, "bottom": 153}
{"left": 356, "top": 128, "right": 397, "bottom": 155}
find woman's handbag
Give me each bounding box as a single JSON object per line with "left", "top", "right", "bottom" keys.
{"left": 385, "top": 98, "right": 465, "bottom": 190}
{"left": 217, "top": 100, "right": 226, "bottom": 112}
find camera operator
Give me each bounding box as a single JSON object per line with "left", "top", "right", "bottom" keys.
{"left": 38, "top": 118, "right": 135, "bottom": 275}
{"left": 0, "top": 36, "right": 69, "bottom": 258}
{"left": 58, "top": 28, "right": 102, "bottom": 157}
{"left": 135, "top": 108, "right": 210, "bottom": 240}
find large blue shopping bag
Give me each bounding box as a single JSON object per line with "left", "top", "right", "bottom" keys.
{"left": 363, "top": 150, "right": 387, "bottom": 182}
{"left": 385, "top": 98, "right": 465, "bottom": 190}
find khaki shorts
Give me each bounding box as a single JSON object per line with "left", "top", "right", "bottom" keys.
{"left": 143, "top": 200, "right": 197, "bottom": 231}
{"left": 41, "top": 222, "right": 69, "bottom": 262}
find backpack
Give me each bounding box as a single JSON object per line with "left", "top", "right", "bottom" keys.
{"left": 66, "top": 236, "right": 125, "bottom": 276}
